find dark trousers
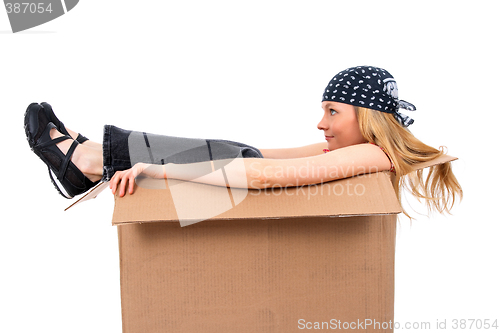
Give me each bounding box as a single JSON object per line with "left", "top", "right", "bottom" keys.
{"left": 102, "top": 125, "right": 263, "bottom": 181}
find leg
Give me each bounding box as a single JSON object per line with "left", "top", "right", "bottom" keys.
{"left": 102, "top": 125, "right": 263, "bottom": 181}
{"left": 64, "top": 126, "right": 102, "bottom": 150}
{"left": 29, "top": 98, "right": 264, "bottom": 195}
{"left": 50, "top": 128, "right": 103, "bottom": 182}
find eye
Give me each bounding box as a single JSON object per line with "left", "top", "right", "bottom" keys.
{"left": 330, "top": 109, "right": 337, "bottom": 115}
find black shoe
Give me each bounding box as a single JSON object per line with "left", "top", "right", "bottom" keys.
{"left": 40, "top": 102, "right": 89, "bottom": 144}
{"left": 24, "top": 103, "right": 99, "bottom": 198}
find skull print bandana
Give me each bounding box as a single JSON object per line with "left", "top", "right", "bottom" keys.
{"left": 322, "top": 66, "right": 416, "bottom": 127}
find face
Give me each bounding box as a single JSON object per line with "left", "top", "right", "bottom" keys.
{"left": 317, "top": 101, "right": 366, "bottom": 151}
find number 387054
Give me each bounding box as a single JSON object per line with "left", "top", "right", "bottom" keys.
{"left": 5, "top": 3, "right": 53, "bottom": 14}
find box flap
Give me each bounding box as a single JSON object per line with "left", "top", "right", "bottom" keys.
{"left": 112, "top": 171, "right": 401, "bottom": 226}
{"left": 65, "top": 181, "right": 109, "bottom": 211}
{"left": 409, "top": 153, "right": 457, "bottom": 172}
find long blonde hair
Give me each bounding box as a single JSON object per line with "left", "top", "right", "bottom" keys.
{"left": 355, "top": 107, "right": 463, "bottom": 218}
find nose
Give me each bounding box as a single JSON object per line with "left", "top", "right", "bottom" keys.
{"left": 317, "top": 113, "right": 329, "bottom": 131}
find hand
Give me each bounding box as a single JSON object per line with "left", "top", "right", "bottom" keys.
{"left": 109, "top": 162, "right": 151, "bottom": 197}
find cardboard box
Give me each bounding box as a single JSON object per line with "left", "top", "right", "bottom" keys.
{"left": 110, "top": 154, "right": 456, "bottom": 333}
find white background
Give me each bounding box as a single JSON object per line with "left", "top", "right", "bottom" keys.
{"left": 1, "top": 1, "right": 498, "bottom": 332}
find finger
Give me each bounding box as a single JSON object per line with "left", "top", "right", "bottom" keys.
{"left": 110, "top": 175, "right": 116, "bottom": 193}
{"left": 128, "top": 173, "right": 136, "bottom": 194}
{"left": 119, "top": 172, "right": 131, "bottom": 197}
{"left": 110, "top": 171, "right": 122, "bottom": 194}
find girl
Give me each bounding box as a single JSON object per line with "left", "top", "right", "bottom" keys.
{"left": 25, "top": 65, "right": 462, "bottom": 217}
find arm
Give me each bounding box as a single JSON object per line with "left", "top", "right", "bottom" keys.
{"left": 110, "top": 143, "right": 392, "bottom": 196}
{"left": 259, "top": 142, "right": 328, "bottom": 159}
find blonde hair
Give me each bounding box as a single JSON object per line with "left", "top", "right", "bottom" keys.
{"left": 355, "top": 107, "right": 463, "bottom": 219}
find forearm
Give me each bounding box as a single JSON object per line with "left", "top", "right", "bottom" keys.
{"left": 161, "top": 156, "right": 333, "bottom": 189}
{"left": 161, "top": 144, "right": 389, "bottom": 190}
{"left": 112, "top": 158, "right": 284, "bottom": 196}
{"left": 158, "top": 158, "right": 268, "bottom": 189}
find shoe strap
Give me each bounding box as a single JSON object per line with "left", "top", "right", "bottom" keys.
{"left": 34, "top": 122, "right": 72, "bottom": 149}
{"left": 34, "top": 134, "right": 72, "bottom": 150}
{"left": 54, "top": 117, "right": 88, "bottom": 144}
{"left": 58, "top": 140, "right": 79, "bottom": 182}
{"left": 76, "top": 133, "right": 89, "bottom": 144}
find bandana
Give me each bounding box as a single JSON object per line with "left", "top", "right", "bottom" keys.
{"left": 322, "top": 66, "right": 416, "bottom": 127}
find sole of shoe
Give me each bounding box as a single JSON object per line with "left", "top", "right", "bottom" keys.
{"left": 49, "top": 168, "right": 73, "bottom": 199}
{"left": 24, "top": 102, "right": 41, "bottom": 148}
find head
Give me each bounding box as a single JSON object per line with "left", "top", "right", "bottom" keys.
{"left": 318, "top": 66, "right": 462, "bottom": 218}
{"left": 318, "top": 66, "right": 416, "bottom": 151}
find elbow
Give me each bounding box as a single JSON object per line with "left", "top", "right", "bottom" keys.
{"left": 248, "top": 170, "right": 271, "bottom": 189}
{"left": 247, "top": 161, "right": 272, "bottom": 189}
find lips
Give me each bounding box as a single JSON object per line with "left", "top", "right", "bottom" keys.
{"left": 325, "top": 136, "right": 334, "bottom": 140}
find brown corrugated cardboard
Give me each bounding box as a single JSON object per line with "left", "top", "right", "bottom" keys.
{"left": 112, "top": 171, "right": 400, "bottom": 225}
{"left": 112, "top": 154, "right": 457, "bottom": 333}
